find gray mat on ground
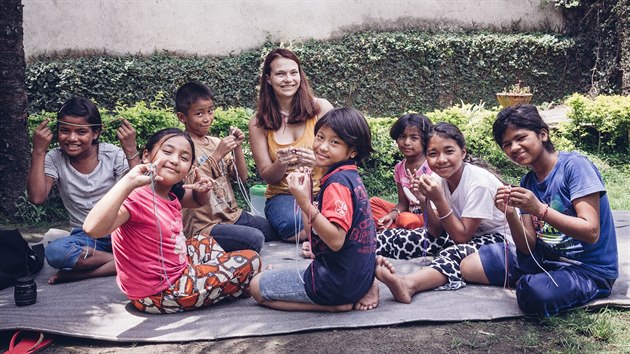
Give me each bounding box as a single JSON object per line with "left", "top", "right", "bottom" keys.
{"left": 1, "top": 211, "right": 628, "bottom": 343}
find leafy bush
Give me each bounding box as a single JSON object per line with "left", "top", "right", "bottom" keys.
{"left": 26, "top": 31, "right": 592, "bottom": 117}
{"left": 564, "top": 93, "right": 630, "bottom": 154}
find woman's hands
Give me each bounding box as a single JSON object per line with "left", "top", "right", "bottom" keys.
{"left": 277, "top": 147, "right": 316, "bottom": 168}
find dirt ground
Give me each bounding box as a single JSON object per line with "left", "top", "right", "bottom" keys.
{"left": 1, "top": 318, "right": 568, "bottom": 353}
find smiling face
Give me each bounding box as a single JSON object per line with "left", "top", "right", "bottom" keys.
{"left": 425, "top": 134, "right": 466, "bottom": 181}
{"left": 313, "top": 125, "right": 356, "bottom": 168}
{"left": 266, "top": 57, "right": 301, "bottom": 100}
{"left": 500, "top": 125, "right": 547, "bottom": 166}
{"left": 57, "top": 115, "right": 100, "bottom": 158}
{"left": 143, "top": 135, "right": 194, "bottom": 186}
{"left": 178, "top": 98, "right": 215, "bottom": 139}
{"left": 396, "top": 125, "right": 424, "bottom": 159}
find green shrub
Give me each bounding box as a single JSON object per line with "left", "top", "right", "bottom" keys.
{"left": 26, "top": 31, "right": 592, "bottom": 117}
{"left": 564, "top": 93, "right": 630, "bottom": 154}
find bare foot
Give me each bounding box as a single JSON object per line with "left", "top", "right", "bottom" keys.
{"left": 375, "top": 255, "right": 413, "bottom": 304}
{"left": 302, "top": 241, "right": 314, "bottom": 259}
{"left": 48, "top": 270, "right": 69, "bottom": 284}
{"left": 354, "top": 280, "right": 379, "bottom": 310}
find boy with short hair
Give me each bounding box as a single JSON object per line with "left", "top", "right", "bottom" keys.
{"left": 177, "top": 81, "right": 278, "bottom": 252}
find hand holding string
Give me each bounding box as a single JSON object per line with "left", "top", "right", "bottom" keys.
{"left": 32, "top": 118, "right": 53, "bottom": 154}
{"left": 287, "top": 170, "right": 311, "bottom": 203}
{"left": 127, "top": 159, "right": 162, "bottom": 188}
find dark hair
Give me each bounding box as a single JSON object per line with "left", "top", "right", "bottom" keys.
{"left": 314, "top": 107, "right": 374, "bottom": 163}
{"left": 144, "top": 128, "right": 196, "bottom": 201}
{"left": 57, "top": 96, "right": 102, "bottom": 144}
{"left": 389, "top": 113, "right": 433, "bottom": 151}
{"left": 175, "top": 81, "right": 215, "bottom": 115}
{"left": 493, "top": 104, "right": 555, "bottom": 152}
{"left": 254, "top": 48, "right": 318, "bottom": 130}
{"left": 429, "top": 122, "right": 505, "bottom": 182}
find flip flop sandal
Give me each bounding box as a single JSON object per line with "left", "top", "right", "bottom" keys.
{"left": 4, "top": 330, "right": 54, "bottom": 354}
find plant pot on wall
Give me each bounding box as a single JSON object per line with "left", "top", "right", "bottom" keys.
{"left": 496, "top": 93, "right": 533, "bottom": 108}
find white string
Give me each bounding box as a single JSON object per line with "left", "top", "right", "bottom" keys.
{"left": 148, "top": 163, "right": 173, "bottom": 288}
{"left": 505, "top": 186, "right": 558, "bottom": 287}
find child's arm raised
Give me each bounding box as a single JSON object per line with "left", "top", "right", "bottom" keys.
{"left": 27, "top": 119, "right": 55, "bottom": 204}
{"left": 229, "top": 127, "right": 248, "bottom": 181}
{"left": 84, "top": 163, "right": 158, "bottom": 238}
{"left": 116, "top": 118, "right": 141, "bottom": 168}
{"left": 288, "top": 171, "right": 346, "bottom": 251}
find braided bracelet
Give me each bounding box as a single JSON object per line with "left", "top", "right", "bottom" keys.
{"left": 538, "top": 203, "right": 549, "bottom": 220}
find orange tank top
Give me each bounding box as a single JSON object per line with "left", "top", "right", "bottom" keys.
{"left": 265, "top": 116, "right": 324, "bottom": 198}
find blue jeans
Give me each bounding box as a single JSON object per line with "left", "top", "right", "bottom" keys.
{"left": 259, "top": 268, "right": 315, "bottom": 303}
{"left": 45, "top": 228, "right": 112, "bottom": 270}
{"left": 478, "top": 242, "right": 615, "bottom": 316}
{"left": 211, "top": 211, "right": 280, "bottom": 253}
{"left": 265, "top": 194, "right": 303, "bottom": 241}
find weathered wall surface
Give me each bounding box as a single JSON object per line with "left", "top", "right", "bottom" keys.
{"left": 23, "top": 0, "right": 563, "bottom": 58}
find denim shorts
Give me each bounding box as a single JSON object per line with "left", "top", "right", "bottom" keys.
{"left": 44, "top": 228, "right": 112, "bottom": 270}
{"left": 259, "top": 268, "right": 315, "bottom": 304}
{"left": 265, "top": 194, "right": 304, "bottom": 241}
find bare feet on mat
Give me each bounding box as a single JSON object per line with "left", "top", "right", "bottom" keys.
{"left": 354, "top": 280, "right": 379, "bottom": 311}
{"left": 302, "top": 241, "right": 314, "bottom": 259}
{"left": 48, "top": 270, "right": 68, "bottom": 284}
{"left": 375, "top": 255, "right": 413, "bottom": 304}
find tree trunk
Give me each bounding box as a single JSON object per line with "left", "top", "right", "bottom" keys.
{"left": 0, "top": 0, "right": 29, "bottom": 220}
{"left": 618, "top": 0, "right": 630, "bottom": 94}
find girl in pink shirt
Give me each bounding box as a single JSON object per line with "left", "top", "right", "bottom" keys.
{"left": 369, "top": 113, "right": 433, "bottom": 230}
{"left": 84, "top": 128, "right": 261, "bottom": 314}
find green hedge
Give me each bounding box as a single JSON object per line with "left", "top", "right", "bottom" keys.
{"left": 23, "top": 93, "right": 630, "bottom": 224}
{"left": 26, "top": 31, "right": 592, "bottom": 116}
{"left": 564, "top": 93, "right": 630, "bottom": 154}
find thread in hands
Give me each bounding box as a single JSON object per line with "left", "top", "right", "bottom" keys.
{"left": 504, "top": 185, "right": 558, "bottom": 288}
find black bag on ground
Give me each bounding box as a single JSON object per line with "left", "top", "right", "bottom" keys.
{"left": 0, "top": 229, "right": 44, "bottom": 290}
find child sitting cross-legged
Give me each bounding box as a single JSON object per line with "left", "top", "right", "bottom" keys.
{"left": 84, "top": 128, "right": 261, "bottom": 314}
{"left": 176, "top": 81, "right": 279, "bottom": 253}
{"left": 249, "top": 107, "right": 379, "bottom": 312}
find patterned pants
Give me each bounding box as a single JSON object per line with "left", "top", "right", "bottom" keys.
{"left": 131, "top": 234, "right": 261, "bottom": 314}
{"left": 377, "top": 228, "right": 505, "bottom": 290}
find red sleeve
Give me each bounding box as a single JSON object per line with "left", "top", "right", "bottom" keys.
{"left": 321, "top": 182, "right": 353, "bottom": 232}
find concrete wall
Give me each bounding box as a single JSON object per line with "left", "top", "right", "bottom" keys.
{"left": 23, "top": 0, "right": 563, "bottom": 58}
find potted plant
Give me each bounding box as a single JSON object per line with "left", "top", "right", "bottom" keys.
{"left": 496, "top": 81, "right": 533, "bottom": 108}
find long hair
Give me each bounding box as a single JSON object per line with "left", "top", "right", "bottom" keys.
{"left": 315, "top": 107, "right": 375, "bottom": 163}
{"left": 254, "top": 48, "right": 318, "bottom": 130}
{"left": 429, "top": 122, "right": 505, "bottom": 183}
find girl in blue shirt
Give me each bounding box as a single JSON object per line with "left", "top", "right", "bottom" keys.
{"left": 460, "top": 104, "right": 618, "bottom": 316}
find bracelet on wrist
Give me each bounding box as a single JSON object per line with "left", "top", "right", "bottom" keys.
{"left": 537, "top": 203, "right": 549, "bottom": 220}
{"left": 390, "top": 208, "right": 401, "bottom": 218}
{"left": 438, "top": 209, "right": 453, "bottom": 220}
{"left": 125, "top": 151, "right": 139, "bottom": 160}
